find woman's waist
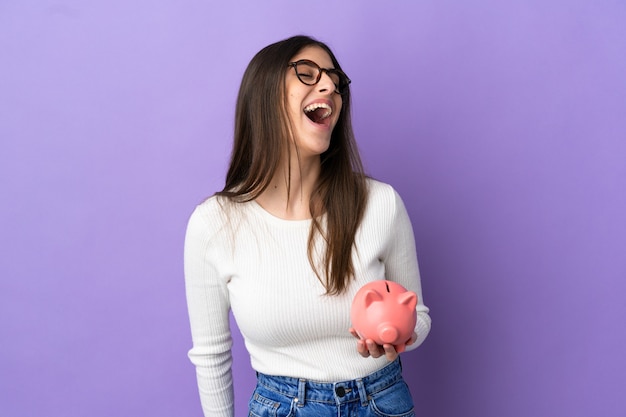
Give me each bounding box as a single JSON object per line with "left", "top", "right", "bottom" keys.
{"left": 255, "top": 357, "right": 403, "bottom": 403}
{"left": 248, "top": 339, "right": 392, "bottom": 383}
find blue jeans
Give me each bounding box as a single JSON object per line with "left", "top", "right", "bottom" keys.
{"left": 248, "top": 358, "right": 415, "bottom": 417}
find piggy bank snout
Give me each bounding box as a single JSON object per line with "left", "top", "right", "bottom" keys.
{"left": 378, "top": 324, "right": 399, "bottom": 344}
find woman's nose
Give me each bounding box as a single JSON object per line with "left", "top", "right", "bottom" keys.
{"left": 317, "top": 71, "right": 336, "bottom": 94}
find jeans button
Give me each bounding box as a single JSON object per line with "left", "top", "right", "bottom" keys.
{"left": 335, "top": 386, "right": 346, "bottom": 397}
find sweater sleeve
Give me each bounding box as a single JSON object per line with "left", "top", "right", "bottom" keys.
{"left": 184, "top": 205, "right": 234, "bottom": 417}
{"left": 382, "top": 189, "right": 432, "bottom": 351}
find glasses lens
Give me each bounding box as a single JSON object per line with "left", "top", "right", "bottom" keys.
{"left": 293, "top": 61, "right": 350, "bottom": 94}
{"left": 327, "top": 72, "right": 341, "bottom": 91}
{"left": 327, "top": 70, "right": 349, "bottom": 94}
{"left": 295, "top": 61, "right": 320, "bottom": 85}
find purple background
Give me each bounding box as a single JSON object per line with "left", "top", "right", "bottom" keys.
{"left": 1, "top": 1, "right": 625, "bottom": 416}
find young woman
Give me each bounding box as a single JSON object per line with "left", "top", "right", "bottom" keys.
{"left": 184, "top": 35, "right": 431, "bottom": 417}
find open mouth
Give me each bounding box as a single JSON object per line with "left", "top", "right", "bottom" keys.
{"left": 304, "top": 102, "right": 333, "bottom": 125}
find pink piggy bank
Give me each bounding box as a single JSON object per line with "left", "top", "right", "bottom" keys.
{"left": 350, "top": 280, "right": 417, "bottom": 353}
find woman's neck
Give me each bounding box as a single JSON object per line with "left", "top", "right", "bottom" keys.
{"left": 256, "top": 156, "right": 321, "bottom": 220}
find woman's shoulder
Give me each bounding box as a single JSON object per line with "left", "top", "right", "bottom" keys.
{"left": 186, "top": 195, "right": 240, "bottom": 240}
{"left": 362, "top": 178, "right": 414, "bottom": 237}
{"left": 365, "top": 178, "right": 403, "bottom": 209}
{"left": 191, "top": 194, "right": 225, "bottom": 219}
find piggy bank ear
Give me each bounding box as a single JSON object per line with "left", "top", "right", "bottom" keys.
{"left": 364, "top": 289, "right": 383, "bottom": 308}
{"left": 398, "top": 292, "right": 417, "bottom": 311}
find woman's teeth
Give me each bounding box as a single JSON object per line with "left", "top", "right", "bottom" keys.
{"left": 304, "top": 103, "right": 332, "bottom": 122}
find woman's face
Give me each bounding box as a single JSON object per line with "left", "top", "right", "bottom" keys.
{"left": 285, "top": 46, "right": 343, "bottom": 160}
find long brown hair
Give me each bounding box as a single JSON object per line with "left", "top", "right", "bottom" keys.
{"left": 217, "top": 35, "right": 368, "bottom": 295}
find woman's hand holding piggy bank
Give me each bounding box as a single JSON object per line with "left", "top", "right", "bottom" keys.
{"left": 350, "top": 280, "right": 418, "bottom": 360}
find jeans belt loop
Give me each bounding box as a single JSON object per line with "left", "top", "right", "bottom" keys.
{"left": 356, "top": 378, "right": 368, "bottom": 406}
{"left": 296, "top": 379, "right": 306, "bottom": 407}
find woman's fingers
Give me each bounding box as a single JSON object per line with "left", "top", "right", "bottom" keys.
{"left": 356, "top": 339, "right": 369, "bottom": 357}
{"left": 382, "top": 344, "right": 399, "bottom": 361}
{"left": 349, "top": 329, "right": 402, "bottom": 361}
{"left": 365, "top": 339, "right": 382, "bottom": 357}
{"left": 349, "top": 327, "right": 360, "bottom": 339}
{"left": 366, "top": 339, "right": 399, "bottom": 360}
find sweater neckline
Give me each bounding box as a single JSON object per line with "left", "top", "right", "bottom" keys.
{"left": 249, "top": 200, "right": 314, "bottom": 227}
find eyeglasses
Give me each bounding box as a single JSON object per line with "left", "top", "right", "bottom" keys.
{"left": 288, "top": 59, "right": 351, "bottom": 95}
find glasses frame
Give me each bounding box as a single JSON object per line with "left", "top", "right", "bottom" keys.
{"left": 288, "top": 59, "right": 351, "bottom": 95}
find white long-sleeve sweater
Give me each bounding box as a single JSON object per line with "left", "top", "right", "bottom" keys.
{"left": 184, "top": 179, "right": 431, "bottom": 417}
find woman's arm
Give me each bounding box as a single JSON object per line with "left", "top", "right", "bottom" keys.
{"left": 184, "top": 206, "right": 234, "bottom": 417}
{"left": 383, "top": 189, "right": 432, "bottom": 351}
{"left": 351, "top": 186, "right": 432, "bottom": 361}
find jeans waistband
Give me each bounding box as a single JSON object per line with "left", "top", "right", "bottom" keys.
{"left": 255, "top": 358, "right": 403, "bottom": 406}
